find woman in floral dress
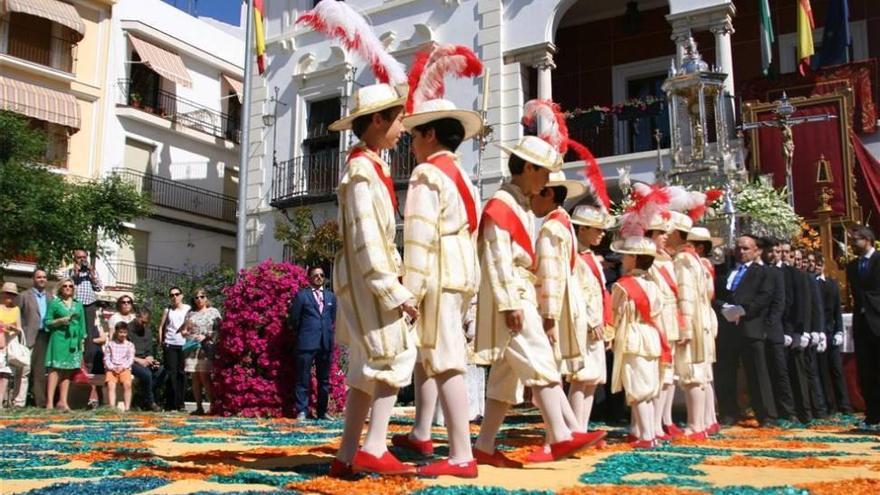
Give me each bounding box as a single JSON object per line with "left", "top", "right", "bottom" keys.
{"left": 183, "top": 288, "right": 221, "bottom": 415}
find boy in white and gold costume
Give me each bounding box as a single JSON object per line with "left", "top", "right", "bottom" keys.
{"left": 688, "top": 226, "right": 722, "bottom": 435}
{"left": 393, "top": 43, "right": 484, "bottom": 478}
{"left": 473, "top": 136, "right": 598, "bottom": 467}
{"left": 643, "top": 198, "right": 684, "bottom": 439}
{"left": 329, "top": 84, "right": 420, "bottom": 477}
{"left": 570, "top": 203, "right": 615, "bottom": 432}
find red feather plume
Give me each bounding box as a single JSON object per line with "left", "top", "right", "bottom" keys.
{"left": 406, "top": 45, "right": 483, "bottom": 113}
{"left": 567, "top": 139, "right": 610, "bottom": 211}
{"left": 705, "top": 189, "right": 723, "bottom": 204}
{"left": 522, "top": 99, "right": 569, "bottom": 153}
{"left": 620, "top": 183, "right": 670, "bottom": 239}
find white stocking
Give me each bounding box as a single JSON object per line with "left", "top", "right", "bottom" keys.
{"left": 633, "top": 400, "right": 655, "bottom": 441}
{"left": 663, "top": 384, "right": 675, "bottom": 425}
{"left": 437, "top": 371, "right": 474, "bottom": 462}
{"left": 361, "top": 382, "right": 398, "bottom": 457}
{"left": 337, "top": 388, "right": 372, "bottom": 463}
{"left": 475, "top": 398, "right": 509, "bottom": 453}
{"left": 411, "top": 363, "right": 437, "bottom": 442}
{"left": 533, "top": 385, "right": 572, "bottom": 445}
{"left": 684, "top": 383, "right": 705, "bottom": 434}
{"left": 704, "top": 381, "right": 718, "bottom": 427}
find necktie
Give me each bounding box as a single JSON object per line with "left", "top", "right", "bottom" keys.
{"left": 859, "top": 257, "right": 869, "bottom": 277}
{"left": 314, "top": 289, "right": 324, "bottom": 313}
{"left": 731, "top": 264, "right": 747, "bottom": 291}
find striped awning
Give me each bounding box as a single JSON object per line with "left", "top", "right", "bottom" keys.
{"left": 0, "top": 75, "right": 80, "bottom": 130}
{"left": 222, "top": 74, "right": 243, "bottom": 103}
{"left": 128, "top": 34, "right": 193, "bottom": 88}
{"left": 2, "top": 0, "right": 85, "bottom": 42}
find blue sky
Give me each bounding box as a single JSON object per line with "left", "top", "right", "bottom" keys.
{"left": 161, "top": 0, "right": 242, "bottom": 25}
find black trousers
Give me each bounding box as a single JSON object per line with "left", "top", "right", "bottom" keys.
{"left": 765, "top": 340, "right": 797, "bottom": 418}
{"left": 293, "top": 348, "right": 332, "bottom": 417}
{"left": 82, "top": 303, "right": 100, "bottom": 373}
{"left": 716, "top": 331, "right": 777, "bottom": 421}
{"left": 854, "top": 316, "right": 880, "bottom": 424}
{"left": 818, "top": 344, "right": 852, "bottom": 413}
{"left": 804, "top": 347, "right": 828, "bottom": 417}
{"left": 131, "top": 362, "right": 163, "bottom": 408}
{"left": 787, "top": 346, "right": 813, "bottom": 422}
{"left": 163, "top": 345, "right": 186, "bottom": 411}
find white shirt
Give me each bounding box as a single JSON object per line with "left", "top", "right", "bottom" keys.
{"left": 163, "top": 304, "right": 191, "bottom": 346}
{"left": 726, "top": 260, "right": 753, "bottom": 291}
{"left": 863, "top": 247, "right": 876, "bottom": 261}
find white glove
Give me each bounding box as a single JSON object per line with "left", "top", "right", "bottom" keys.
{"left": 810, "top": 332, "right": 821, "bottom": 346}
{"left": 784, "top": 334, "right": 793, "bottom": 347}
{"left": 817, "top": 339, "right": 828, "bottom": 353}
{"left": 819, "top": 332, "right": 827, "bottom": 347}
{"left": 798, "top": 333, "right": 811, "bottom": 349}
{"left": 833, "top": 332, "right": 843, "bottom": 347}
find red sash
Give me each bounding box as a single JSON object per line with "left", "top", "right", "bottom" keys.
{"left": 427, "top": 153, "right": 478, "bottom": 234}
{"left": 547, "top": 209, "right": 576, "bottom": 271}
{"left": 581, "top": 252, "right": 613, "bottom": 326}
{"left": 480, "top": 198, "right": 535, "bottom": 270}
{"left": 348, "top": 148, "right": 398, "bottom": 213}
{"left": 617, "top": 276, "right": 672, "bottom": 364}
{"left": 657, "top": 265, "right": 686, "bottom": 330}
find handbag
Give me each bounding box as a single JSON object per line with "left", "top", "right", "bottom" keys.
{"left": 71, "top": 360, "right": 92, "bottom": 385}
{"left": 6, "top": 332, "right": 30, "bottom": 368}
{"left": 182, "top": 340, "right": 201, "bottom": 355}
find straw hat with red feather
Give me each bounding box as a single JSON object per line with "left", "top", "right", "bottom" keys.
{"left": 612, "top": 182, "right": 671, "bottom": 256}
{"left": 296, "top": 1, "right": 409, "bottom": 131}
{"left": 401, "top": 45, "right": 484, "bottom": 140}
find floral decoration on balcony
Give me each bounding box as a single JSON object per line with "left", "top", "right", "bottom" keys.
{"left": 565, "top": 95, "right": 665, "bottom": 125}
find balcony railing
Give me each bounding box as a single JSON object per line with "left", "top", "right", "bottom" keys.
{"left": 114, "top": 168, "right": 237, "bottom": 223}
{"left": 271, "top": 142, "right": 417, "bottom": 208}
{"left": 2, "top": 21, "right": 76, "bottom": 73}
{"left": 109, "top": 260, "right": 179, "bottom": 289}
{"left": 117, "top": 79, "right": 241, "bottom": 144}
{"left": 565, "top": 100, "right": 670, "bottom": 159}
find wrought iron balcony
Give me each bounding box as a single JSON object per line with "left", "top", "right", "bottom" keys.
{"left": 271, "top": 143, "right": 416, "bottom": 209}
{"left": 114, "top": 168, "right": 237, "bottom": 223}
{"left": 117, "top": 79, "right": 241, "bottom": 143}
{"left": 109, "top": 260, "right": 179, "bottom": 289}
{"left": 564, "top": 100, "right": 670, "bottom": 159}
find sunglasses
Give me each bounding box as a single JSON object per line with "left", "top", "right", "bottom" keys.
{"left": 61, "top": 284, "right": 74, "bottom": 288}
{"left": 120, "top": 300, "right": 133, "bottom": 304}
{"left": 169, "top": 292, "right": 182, "bottom": 297}
{"left": 195, "top": 295, "right": 207, "bottom": 299}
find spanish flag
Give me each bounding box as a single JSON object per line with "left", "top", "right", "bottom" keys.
{"left": 797, "top": 0, "right": 815, "bottom": 75}
{"left": 254, "top": 0, "right": 267, "bottom": 74}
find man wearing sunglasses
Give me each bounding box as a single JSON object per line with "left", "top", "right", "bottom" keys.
{"left": 287, "top": 266, "right": 337, "bottom": 420}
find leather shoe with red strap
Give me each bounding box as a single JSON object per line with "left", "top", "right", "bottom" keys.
{"left": 707, "top": 422, "right": 721, "bottom": 435}
{"left": 524, "top": 446, "right": 553, "bottom": 464}
{"left": 473, "top": 447, "right": 523, "bottom": 468}
{"left": 686, "top": 430, "right": 708, "bottom": 441}
{"left": 391, "top": 433, "right": 434, "bottom": 455}
{"left": 352, "top": 450, "right": 416, "bottom": 476}
{"left": 573, "top": 430, "right": 607, "bottom": 447}
{"left": 663, "top": 423, "right": 685, "bottom": 438}
{"left": 417, "top": 459, "right": 478, "bottom": 478}
{"left": 630, "top": 438, "right": 655, "bottom": 449}
{"left": 328, "top": 458, "right": 355, "bottom": 478}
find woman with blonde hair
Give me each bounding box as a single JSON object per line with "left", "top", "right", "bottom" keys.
{"left": 183, "top": 288, "right": 221, "bottom": 415}
{"left": 43, "top": 278, "right": 86, "bottom": 411}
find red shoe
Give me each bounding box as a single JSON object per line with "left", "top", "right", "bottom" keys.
{"left": 686, "top": 430, "right": 708, "bottom": 441}
{"left": 473, "top": 448, "right": 523, "bottom": 468}
{"left": 391, "top": 433, "right": 434, "bottom": 455}
{"left": 417, "top": 458, "right": 478, "bottom": 478}
{"left": 707, "top": 422, "right": 721, "bottom": 435}
{"left": 629, "top": 439, "right": 655, "bottom": 449}
{"left": 595, "top": 439, "right": 607, "bottom": 450}
{"left": 663, "top": 423, "right": 685, "bottom": 438}
{"left": 329, "top": 458, "right": 354, "bottom": 478}
{"left": 624, "top": 433, "right": 639, "bottom": 443}
{"left": 549, "top": 433, "right": 598, "bottom": 460}
{"left": 524, "top": 446, "right": 553, "bottom": 463}
{"left": 352, "top": 450, "right": 416, "bottom": 476}
{"left": 573, "top": 430, "right": 608, "bottom": 448}
{"left": 655, "top": 433, "right": 672, "bottom": 442}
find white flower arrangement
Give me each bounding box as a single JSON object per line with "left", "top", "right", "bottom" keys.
{"left": 733, "top": 180, "right": 802, "bottom": 239}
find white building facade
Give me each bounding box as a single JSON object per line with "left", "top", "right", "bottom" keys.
{"left": 245, "top": 0, "right": 873, "bottom": 265}
{"left": 97, "top": 0, "right": 245, "bottom": 290}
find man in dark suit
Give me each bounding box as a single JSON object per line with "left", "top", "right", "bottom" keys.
{"left": 714, "top": 235, "right": 777, "bottom": 425}
{"left": 846, "top": 226, "right": 880, "bottom": 424}
{"left": 781, "top": 241, "right": 814, "bottom": 423}
{"left": 796, "top": 248, "right": 829, "bottom": 419}
{"left": 813, "top": 253, "right": 852, "bottom": 414}
{"left": 287, "top": 266, "right": 337, "bottom": 420}
{"left": 759, "top": 238, "right": 797, "bottom": 422}
{"left": 18, "top": 268, "right": 53, "bottom": 407}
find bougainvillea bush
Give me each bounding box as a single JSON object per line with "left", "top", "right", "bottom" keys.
{"left": 212, "top": 260, "right": 308, "bottom": 417}
{"left": 212, "top": 259, "right": 348, "bottom": 417}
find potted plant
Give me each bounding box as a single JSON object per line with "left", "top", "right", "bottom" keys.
{"left": 130, "top": 92, "right": 142, "bottom": 108}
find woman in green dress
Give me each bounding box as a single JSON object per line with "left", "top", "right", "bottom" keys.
{"left": 44, "top": 277, "right": 86, "bottom": 411}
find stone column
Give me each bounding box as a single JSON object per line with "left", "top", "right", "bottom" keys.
{"left": 671, "top": 30, "right": 690, "bottom": 68}
{"left": 711, "top": 19, "right": 735, "bottom": 95}
{"left": 534, "top": 52, "right": 555, "bottom": 133}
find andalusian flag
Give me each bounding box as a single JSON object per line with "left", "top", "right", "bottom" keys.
{"left": 759, "top": 0, "right": 774, "bottom": 75}
{"left": 797, "top": 0, "right": 815, "bottom": 75}
{"left": 254, "top": 0, "right": 267, "bottom": 74}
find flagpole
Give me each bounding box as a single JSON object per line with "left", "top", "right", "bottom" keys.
{"left": 236, "top": 0, "right": 255, "bottom": 272}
